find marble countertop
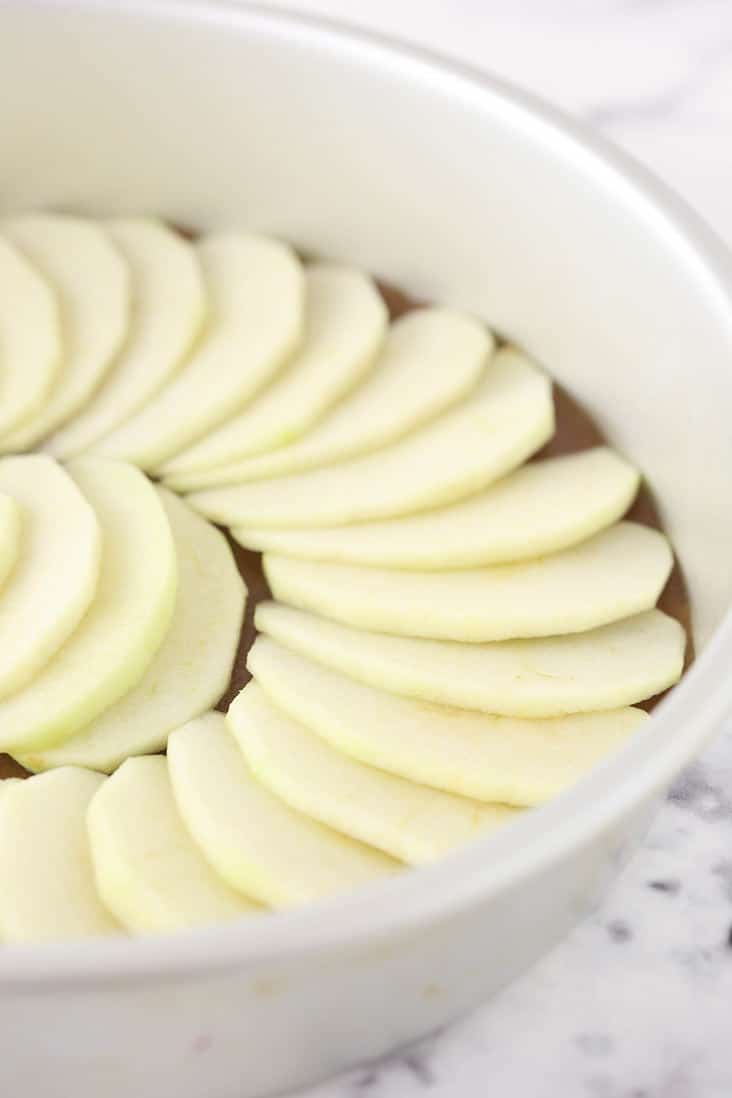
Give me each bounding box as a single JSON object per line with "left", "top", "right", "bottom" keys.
{"left": 253, "top": 3, "right": 732, "bottom": 1095}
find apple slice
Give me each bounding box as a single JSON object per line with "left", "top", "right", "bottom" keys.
{"left": 230, "top": 683, "right": 515, "bottom": 864}
{"left": 264, "top": 522, "right": 672, "bottom": 642}
{"left": 1, "top": 214, "right": 129, "bottom": 449}
{"left": 0, "top": 769, "right": 120, "bottom": 942}
{"left": 0, "top": 494, "right": 21, "bottom": 591}
{"left": 87, "top": 756, "right": 258, "bottom": 933}
{"left": 45, "top": 218, "right": 206, "bottom": 458}
{"left": 254, "top": 602, "right": 685, "bottom": 716}
{"left": 168, "top": 713, "right": 397, "bottom": 907}
{"left": 161, "top": 264, "right": 387, "bottom": 477}
{"left": 189, "top": 349, "right": 553, "bottom": 528}
{"left": 0, "top": 237, "right": 61, "bottom": 442}
{"left": 248, "top": 637, "right": 648, "bottom": 806}
{"left": 165, "top": 307, "right": 491, "bottom": 492}
{"left": 0, "top": 456, "right": 101, "bottom": 700}
{"left": 21, "top": 489, "right": 245, "bottom": 774}
{"left": 93, "top": 233, "right": 304, "bottom": 470}
{"left": 0, "top": 458, "right": 176, "bottom": 754}
{"left": 236, "top": 447, "right": 639, "bottom": 567}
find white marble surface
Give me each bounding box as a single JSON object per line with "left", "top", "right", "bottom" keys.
{"left": 249, "top": 3, "right": 732, "bottom": 1096}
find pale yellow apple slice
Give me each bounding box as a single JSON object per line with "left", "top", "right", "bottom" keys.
{"left": 254, "top": 602, "right": 684, "bottom": 716}
{"left": 0, "top": 769, "right": 120, "bottom": 942}
{"left": 0, "top": 236, "right": 61, "bottom": 442}
{"left": 93, "top": 233, "right": 304, "bottom": 470}
{"left": 165, "top": 307, "right": 491, "bottom": 492}
{"left": 248, "top": 637, "right": 649, "bottom": 806}
{"left": 161, "top": 264, "right": 387, "bottom": 477}
{"left": 230, "top": 683, "right": 516, "bottom": 864}
{"left": 87, "top": 756, "right": 258, "bottom": 933}
{"left": 45, "top": 218, "right": 206, "bottom": 458}
{"left": 1, "top": 214, "right": 129, "bottom": 449}
{"left": 264, "top": 522, "right": 672, "bottom": 642}
{"left": 190, "top": 349, "right": 553, "bottom": 528}
{"left": 236, "top": 447, "right": 639, "bottom": 567}
{"left": 0, "top": 456, "right": 101, "bottom": 700}
{"left": 21, "top": 490, "right": 244, "bottom": 774}
{"left": 0, "top": 494, "right": 21, "bottom": 591}
{"left": 168, "top": 713, "right": 397, "bottom": 907}
{"left": 0, "top": 458, "right": 176, "bottom": 754}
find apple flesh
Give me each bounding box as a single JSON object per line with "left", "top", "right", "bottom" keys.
{"left": 0, "top": 493, "right": 21, "bottom": 591}
{"left": 165, "top": 306, "right": 491, "bottom": 491}
{"left": 45, "top": 217, "right": 206, "bottom": 458}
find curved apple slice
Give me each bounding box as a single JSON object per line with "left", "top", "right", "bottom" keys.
{"left": 254, "top": 603, "right": 685, "bottom": 717}
{"left": 94, "top": 233, "right": 304, "bottom": 470}
{"left": 0, "top": 769, "right": 120, "bottom": 942}
{"left": 249, "top": 637, "right": 648, "bottom": 807}
{"left": 264, "top": 522, "right": 672, "bottom": 642}
{"left": 0, "top": 458, "right": 176, "bottom": 755}
{"left": 0, "top": 456, "right": 101, "bottom": 700}
{"left": 88, "top": 756, "right": 257, "bottom": 933}
{"left": 45, "top": 218, "right": 206, "bottom": 458}
{"left": 236, "top": 448, "right": 639, "bottom": 567}
{"left": 0, "top": 494, "right": 21, "bottom": 591}
{"left": 22, "top": 490, "right": 245, "bottom": 774}
{"left": 162, "top": 264, "right": 386, "bottom": 478}
{"left": 190, "top": 349, "right": 553, "bottom": 528}
{"left": 165, "top": 307, "right": 491, "bottom": 492}
{"left": 0, "top": 237, "right": 61, "bottom": 442}
{"left": 168, "top": 713, "right": 396, "bottom": 908}
{"left": 230, "top": 683, "right": 515, "bottom": 864}
{"left": 1, "top": 214, "right": 129, "bottom": 449}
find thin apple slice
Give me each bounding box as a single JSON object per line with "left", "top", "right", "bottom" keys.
{"left": 21, "top": 490, "right": 245, "bottom": 774}
{"left": 168, "top": 713, "right": 397, "bottom": 907}
{"left": 0, "top": 769, "right": 120, "bottom": 942}
{"left": 230, "top": 683, "right": 515, "bottom": 864}
{"left": 236, "top": 447, "right": 639, "bottom": 567}
{"left": 248, "top": 637, "right": 648, "bottom": 806}
{"left": 88, "top": 756, "right": 258, "bottom": 933}
{"left": 0, "top": 494, "right": 21, "bottom": 591}
{"left": 165, "top": 307, "right": 491, "bottom": 492}
{"left": 0, "top": 456, "right": 101, "bottom": 700}
{"left": 264, "top": 522, "right": 672, "bottom": 642}
{"left": 93, "top": 233, "right": 304, "bottom": 470}
{"left": 161, "top": 264, "right": 387, "bottom": 477}
{"left": 189, "top": 349, "right": 553, "bottom": 528}
{"left": 45, "top": 218, "right": 206, "bottom": 458}
{"left": 0, "top": 237, "right": 61, "bottom": 442}
{"left": 0, "top": 458, "right": 176, "bottom": 754}
{"left": 255, "top": 602, "right": 685, "bottom": 716}
{"left": 1, "top": 214, "right": 129, "bottom": 449}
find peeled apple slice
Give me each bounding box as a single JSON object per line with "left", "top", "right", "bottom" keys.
{"left": 0, "top": 237, "right": 61, "bottom": 442}
{"left": 45, "top": 218, "right": 206, "bottom": 458}
{"left": 166, "top": 307, "right": 491, "bottom": 492}
{"left": 0, "top": 458, "right": 177, "bottom": 754}
{"left": 0, "top": 769, "right": 120, "bottom": 942}
{"left": 0, "top": 494, "right": 21, "bottom": 590}
{"left": 21, "top": 490, "right": 245, "bottom": 774}
{"left": 190, "top": 349, "right": 553, "bottom": 528}
{"left": 248, "top": 637, "right": 648, "bottom": 806}
{"left": 254, "top": 602, "right": 685, "bottom": 716}
{"left": 230, "top": 683, "right": 515, "bottom": 863}
{"left": 162, "top": 264, "right": 387, "bottom": 477}
{"left": 264, "top": 522, "right": 673, "bottom": 642}
{"left": 87, "top": 755, "right": 257, "bottom": 933}
{"left": 236, "top": 447, "right": 639, "bottom": 567}
{"left": 94, "top": 233, "right": 304, "bottom": 470}
{"left": 0, "top": 456, "right": 101, "bottom": 700}
{"left": 1, "top": 214, "right": 129, "bottom": 448}
{"left": 168, "top": 713, "right": 397, "bottom": 907}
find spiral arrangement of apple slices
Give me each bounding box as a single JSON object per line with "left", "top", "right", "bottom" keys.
{"left": 0, "top": 214, "right": 686, "bottom": 943}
